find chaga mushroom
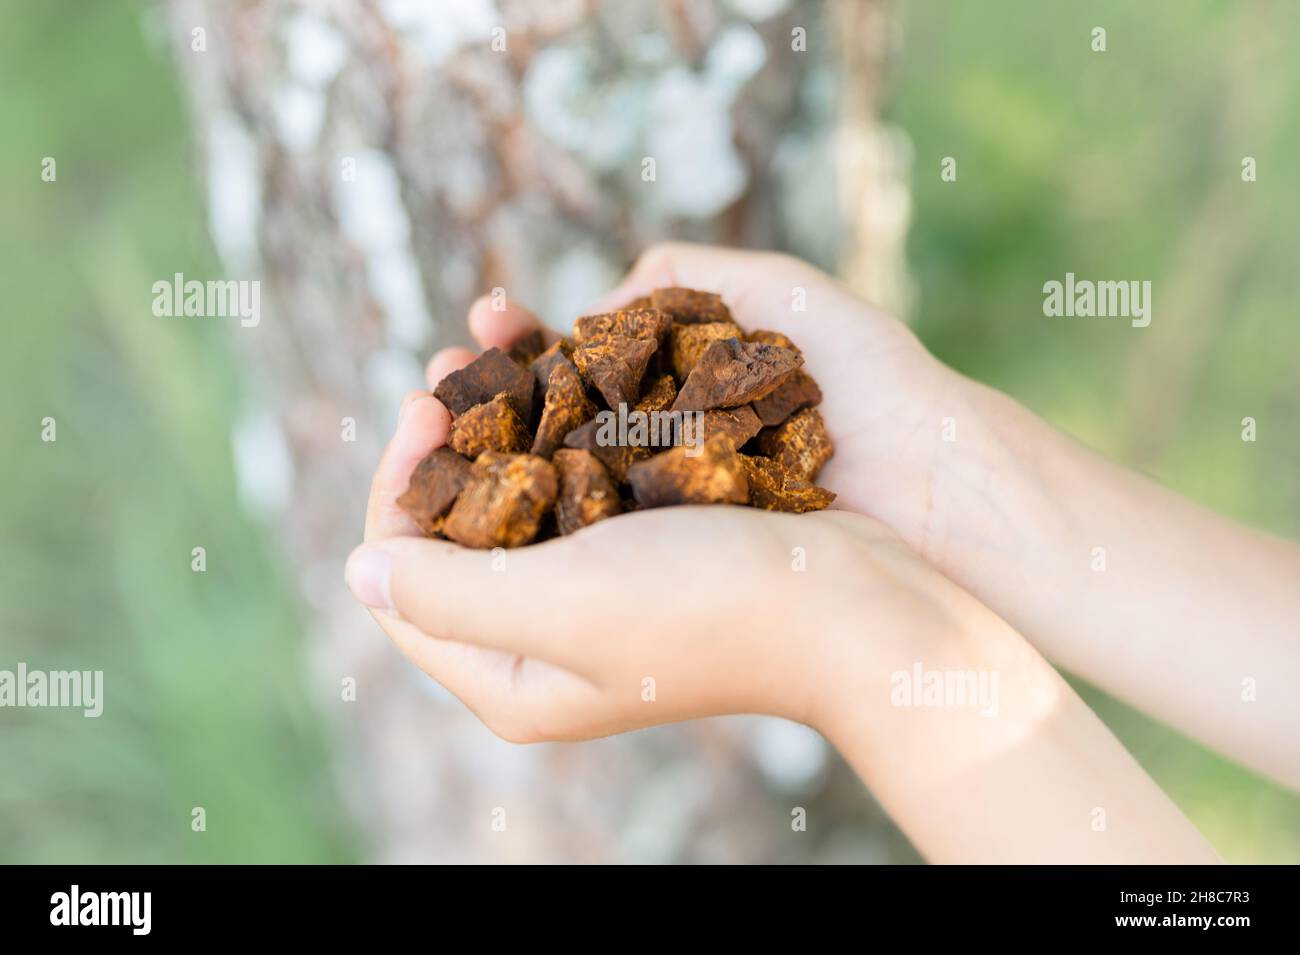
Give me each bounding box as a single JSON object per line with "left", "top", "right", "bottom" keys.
{"left": 636, "top": 374, "right": 677, "bottom": 415}
{"left": 750, "top": 370, "right": 823, "bottom": 427}
{"left": 755, "top": 407, "right": 834, "bottom": 482}
{"left": 507, "top": 329, "right": 546, "bottom": 366}
{"left": 626, "top": 435, "right": 749, "bottom": 509}
{"left": 696, "top": 404, "right": 763, "bottom": 448}
{"left": 449, "top": 392, "right": 531, "bottom": 458}
{"left": 742, "top": 455, "right": 835, "bottom": 513}
{"left": 571, "top": 334, "right": 657, "bottom": 409}
{"left": 434, "top": 347, "right": 535, "bottom": 419}
{"left": 396, "top": 447, "right": 475, "bottom": 536}
{"left": 670, "top": 321, "right": 743, "bottom": 382}
{"left": 651, "top": 287, "right": 732, "bottom": 325}
{"left": 553, "top": 449, "right": 621, "bottom": 534}
{"left": 746, "top": 329, "right": 801, "bottom": 355}
{"left": 573, "top": 307, "right": 671, "bottom": 347}
{"left": 532, "top": 363, "right": 597, "bottom": 458}
{"left": 528, "top": 339, "right": 575, "bottom": 403}
{"left": 671, "top": 338, "right": 802, "bottom": 413}
{"left": 442, "top": 452, "right": 558, "bottom": 549}
{"left": 562, "top": 418, "right": 649, "bottom": 484}
{"left": 398, "top": 284, "right": 837, "bottom": 549}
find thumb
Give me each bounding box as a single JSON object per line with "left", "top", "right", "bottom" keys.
{"left": 344, "top": 534, "right": 595, "bottom": 670}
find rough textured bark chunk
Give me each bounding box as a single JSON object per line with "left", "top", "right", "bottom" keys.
{"left": 635, "top": 374, "right": 677, "bottom": 415}
{"left": 742, "top": 454, "right": 835, "bottom": 513}
{"left": 754, "top": 407, "right": 834, "bottom": 482}
{"left": 751, "top": 369, "right": 823, "bottom": 426}
{"left": 532, "top": 363, "right": 597, "bottom": 458}
{"left": 696, "top": 404, "right": 763, "bottom": 448}
{"left": 572, "top": 334, "right": 658, "bottom": 410}
{"left": 670, "top": 321, "right": 743, "bottom": 381}
{"left": 507, "top": 330, "right": 546, "bottom": 367}
{"left": 626, "top": 435, "right": 749, "bottom": 509}
{"left": 396, "top": 447, "right": 474, "bottom": 536}
{"left": 442, "top": 452, "right": 558, "bottom": 549}
{"left": 562, "top": 418, "right": 649, "bottom": 484}
{"left": 672, "top": 338, "right": 802, "bottom": 413}
{"left": 528, "top": 339, "right": 575, "bottom": 403}
{"left": 573, "top": 307, "right": 670, "bottom": 347}
{"left": 434, "top": 347, "right": 535, "bottom": 419}
{"left": 553, "top": 449, "right": 621, "bottom": 535}
{"left": 449, "top": 392, "right": 531, "bottom": 458}
{"left": 746, "top": 329, "right": 801, "bottom": 355}
{"left": 651, "top": 287, "right": 732, "bottom": 325}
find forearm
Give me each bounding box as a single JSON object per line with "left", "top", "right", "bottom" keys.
{"left": 821, "top": 600, "right": 1221, "bottom": 864}
{"left": 927, "top": 375, "right": 1300, "bottom": 789}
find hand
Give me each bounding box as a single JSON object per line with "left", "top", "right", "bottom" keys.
{"left": 344, "top": 260, "right": 979, "bottom": 743}
{"left": 583, "top": 243, "right": 986, "bottom": 566}
{"left": 344, "top": 258, "right": 1225, "bottom": 862}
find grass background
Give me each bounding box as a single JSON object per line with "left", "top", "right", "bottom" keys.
{"left": 1, "top": 0, "right": 1296, "bottom": 862}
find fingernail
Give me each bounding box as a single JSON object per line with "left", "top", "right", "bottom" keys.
{"left": 346, "top": 547, "right": 394, "bottom": 612}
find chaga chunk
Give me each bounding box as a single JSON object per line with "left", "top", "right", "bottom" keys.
{"left": 573, "top": 307, "right": 670, "bottom": 347}
{"left": 507, "top": 330, "right": 546, "bottom": 366}
{"left": 651, "top": 287, "right": 732, "bottom": 325}
{"left": 742, "top": 455, "right": 835, "bottom": 513}
{"left": 434, "top": 347, "right": 535, "bottom": 419}
{"left": 751, "top": 369, "right": 823, "bottom": 427}
{"left": 755, "top": 407, "right": 834, "bottom": 482}
{"left": 672, "top": 338, "right": 802, "bottom": 413}
{"left": 562, "top": 418, "right": 649, "bottom": 484}
{"left": 399, "top": 283, "right": 836, "bottom": 547}
{"left": 443, "top": 452, "right": 558, "bottom": 549}
{"left": 746, "top": 329, "right": 801, "bottom": 356}
{"left": 572, "top": 334, "right": 658, "bottom": 410}
{"left": 449, "top": 392, "right": 531, "bottom": 458}
{"left": 553, "top": 449, "right": 621, "bottom": 535}
{"left": 694, "top": 404, "right": 763, "bottom": 448}
{"left": 396, "top": 447, "right": 474, "bottom": 536}
{"left": 636, "top": 374, "right": 677, "bottom": 413}
{"left": 670, "top": 321, "right": 743, "bottom": 382}
{"left": 626, "top": 435, "right": 749, "bottom": 509}
{"left": 529, "top": 339, "right": 575, "bottom": 403}
{"left": 532, "top": 363, "right": 596, "bottom": 458}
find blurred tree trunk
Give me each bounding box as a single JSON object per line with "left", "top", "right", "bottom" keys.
{"left": 168, "top": 0, "right": 909, "bottom": 862}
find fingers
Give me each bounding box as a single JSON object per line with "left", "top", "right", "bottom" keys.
{"left": 346, "top": 533, "right": 594, "bottom": 667}
{"left": 364, "top": 393, "right": 452, "bottom": 541}
{"left": 467, "top": 294, "right": 556, "bottom": 351}
{"left": 381, "top": 612, "right": 603, "bottom": 742}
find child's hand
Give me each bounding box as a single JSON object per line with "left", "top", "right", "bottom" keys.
{"left": 344, "top": 257, "right": 1226, "bottom": 862}
{"left": 349, "top": 380, "right": 965, "bottom": 742}
{"left": 343, "top": 256, "right": 970, "bottom": 742}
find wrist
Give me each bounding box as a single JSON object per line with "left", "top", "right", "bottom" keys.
{"left": 913, "top": 371, "right": 1071, "bottom": 593}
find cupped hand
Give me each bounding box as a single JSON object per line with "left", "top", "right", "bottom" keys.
{"left": 346, "top": 257, "right": 977, "bottom": 742}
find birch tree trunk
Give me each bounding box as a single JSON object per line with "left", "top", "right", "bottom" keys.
{"left": 168, "top": 0, "right": 909, "bottom": 863}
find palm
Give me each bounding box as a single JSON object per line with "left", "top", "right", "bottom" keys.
{"left": 720, "top": 269, "right": 944, "bottom": 536}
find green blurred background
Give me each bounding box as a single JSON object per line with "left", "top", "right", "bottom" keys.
{"left": 2, "top": 0, "right": 1296, "bottom": 862}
